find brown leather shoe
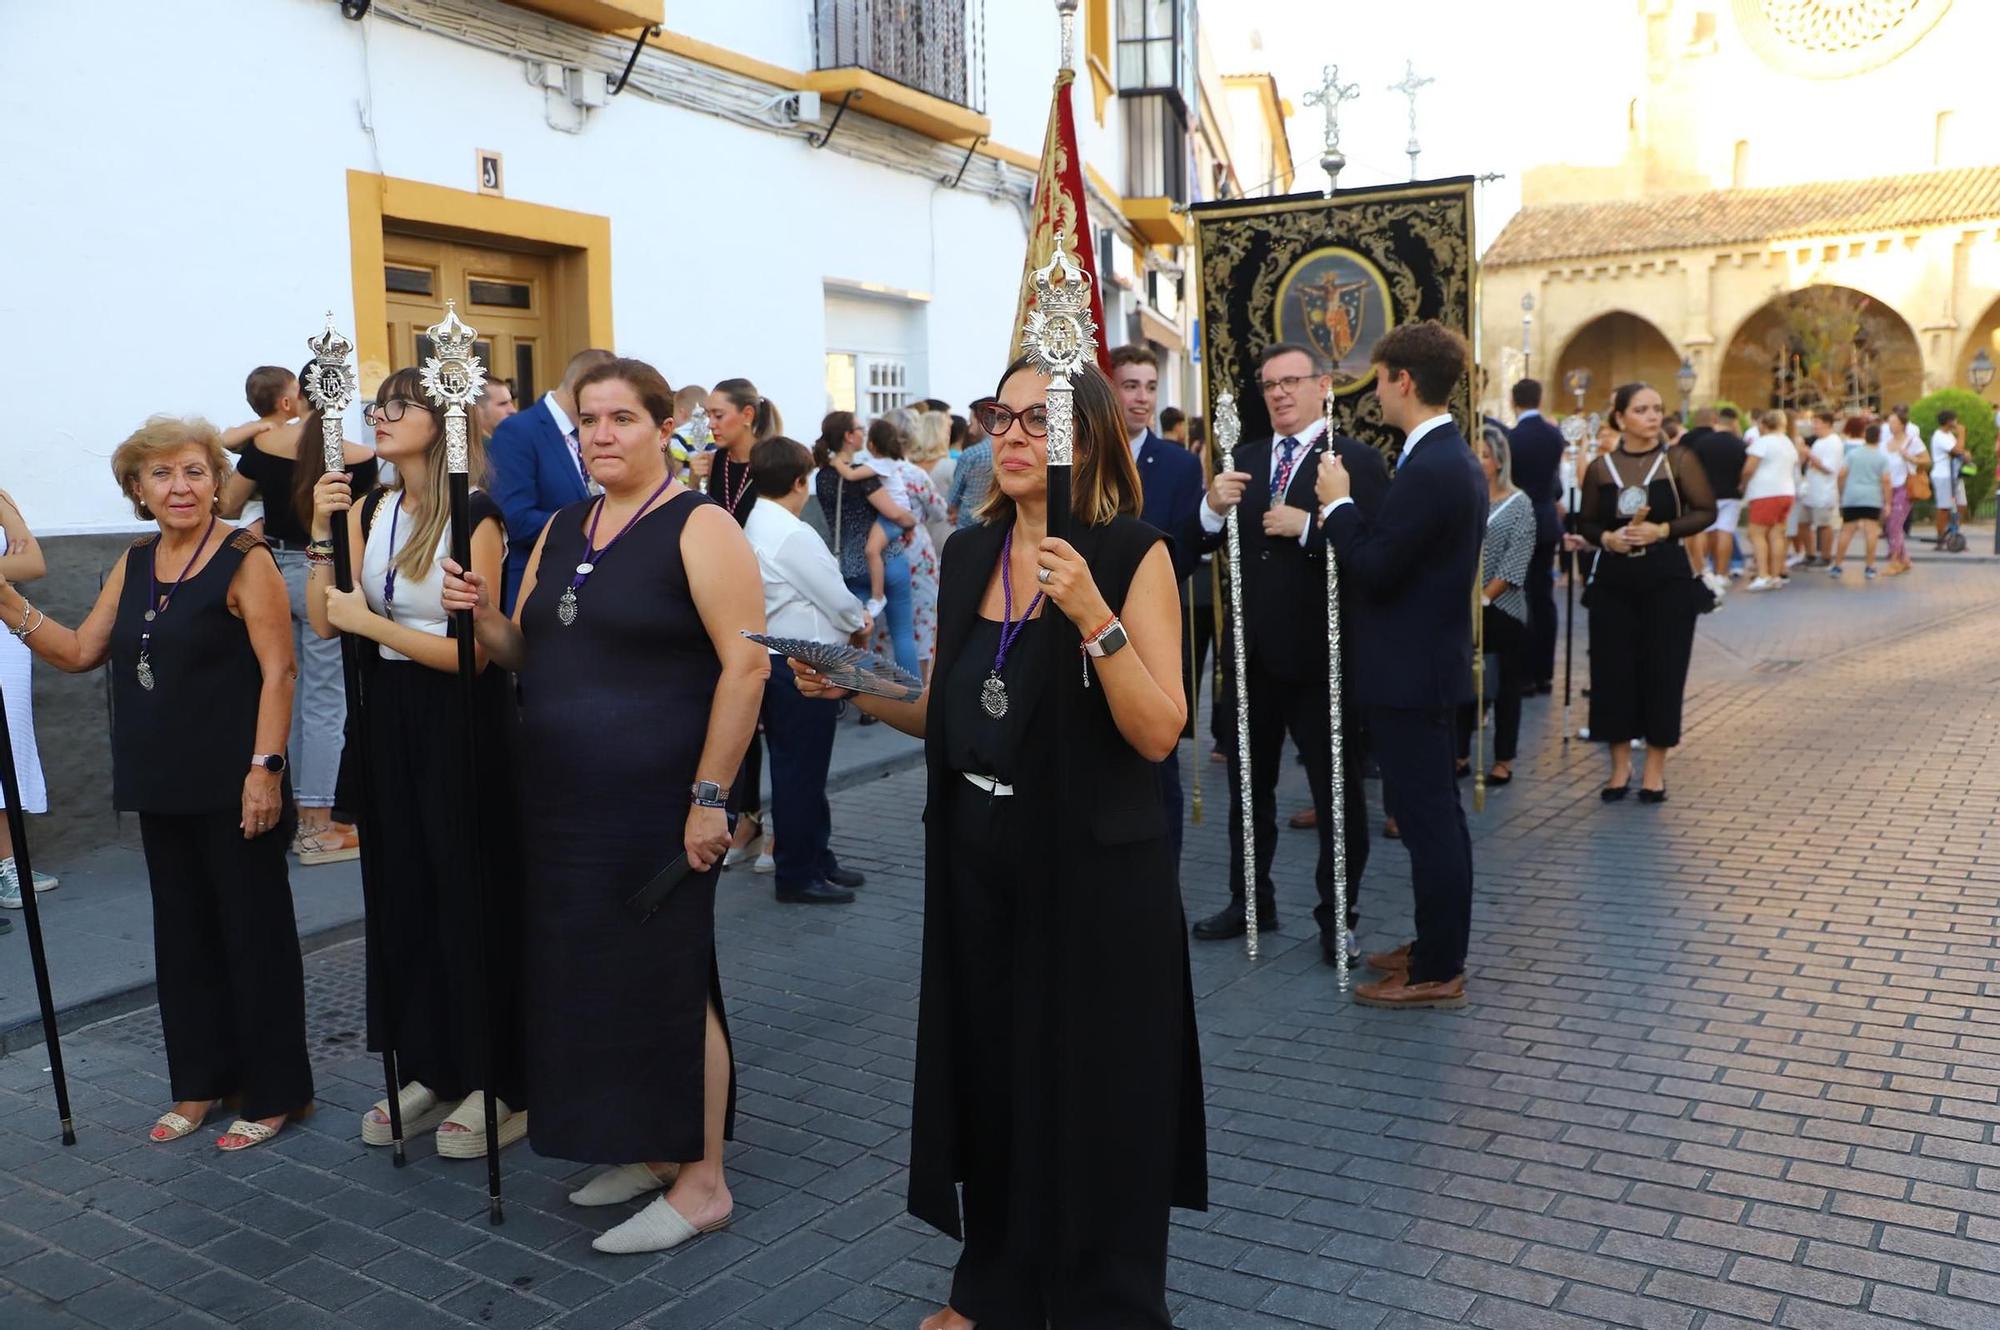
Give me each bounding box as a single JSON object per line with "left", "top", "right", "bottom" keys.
{"left": 1365, "top": 943, "right": 1412, "bottom": 974}
{"left": 1288, "top": 805, "right": 1317, "bottom": 830}
{"left": 1354, "top": 973, "right": 1467, "bottom": 1009}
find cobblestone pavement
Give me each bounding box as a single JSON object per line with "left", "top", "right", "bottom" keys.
{"left": 2, "top": 564, "right": 1998, "bottom": 1329}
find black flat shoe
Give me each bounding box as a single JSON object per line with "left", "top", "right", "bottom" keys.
{"left": 1454, "top": 762, "right": 1471, "bottom": 781}
{"left": 1637, "top": 787, "right": 1667, "bottom": 804}
{"left": 776, "top": 879, "right": 854, "bottom": 905}
{"left": 1485, "top": 769, "right": 1512, "bottom": 786}
{"left": 1601, "top": 785, "right": 1630, "bottom": 802}
{"left": 1192, "top": 904, "right": 1279, "bottom": 941}
{"left": 823, "top": 866, "right": 866, "bottom": 889}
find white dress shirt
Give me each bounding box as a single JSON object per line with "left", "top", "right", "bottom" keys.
{"left": 542, "top": 395, "right": 589, "bottom": 488}
{"left": 1321, "top": 412, "right": 1451, "bottom": 520}
{"left": 1129, "top": 427, "right": 1149, "bottom": 463}
{"left": 745, "top": 498, "right": 866, "bottom": 646}
{"left": 1200, "top": 415, "right": 1328, "bottom": 547}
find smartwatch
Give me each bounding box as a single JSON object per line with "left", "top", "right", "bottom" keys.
{"left": 1082, "top": 620, "right": 1130, "bottom": 659}
{"left": 251, "top": 753, "right": 287, "bottom": 774}
{"left": 690, "top": 779, "right": 730, "bottom": 808}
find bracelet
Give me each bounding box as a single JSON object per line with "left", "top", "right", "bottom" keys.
{"left": 307, "top": 539, "right": 335, "bottom": 557}
{"left": 1082, "top": 612, "right": 1117, "bottom": 645}
{"left": 9, "top": 605, "right": 44, "bottom": 641}
{"left": 305, "top": 551, "right": 335, "bottom": 569}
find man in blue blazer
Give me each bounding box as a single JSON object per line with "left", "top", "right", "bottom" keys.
{"left": 1507, "top": 379, "right": 1566, "bottom": 693}
{"left": 1316, "top": 321, "right": 1485, "bottom": 1009}
{"left": 488, "top": 347, "right": 615, "bottom": 612}
{"left": 1111, "top": 345, "right": 1206, "bottom": 859}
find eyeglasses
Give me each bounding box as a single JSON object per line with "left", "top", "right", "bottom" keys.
{"left": 363, "top": 398, "right": 422, "bottom": 426}
{"left": 1258, "top": 374, "right": 1322, "bottom": 398}
{"left": 970, "top": 398, "right": 1048, "bottom": 439}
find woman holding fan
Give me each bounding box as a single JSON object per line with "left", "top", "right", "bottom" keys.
{"left": 441, "top": 357, "right": 768, "bottom": 1255}
{"left": 792, "top": 357, "right": 1205, "bottom": 1326}
{"left": 305, "top": 367, "right": 526, "bottom": 1157}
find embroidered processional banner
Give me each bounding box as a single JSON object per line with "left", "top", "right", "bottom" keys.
{"left": 1191, "top": 177, "right": 1479, "bottom": 461}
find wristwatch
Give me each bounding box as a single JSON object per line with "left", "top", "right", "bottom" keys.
{"left": 1082, "top": 619, "right": 1130, "bottom": 659}
{"left": 251, "top": 753, "right": 287, "bottom": 774}
{"left": 690, "top": 780, "right": 730, "bottom": 808}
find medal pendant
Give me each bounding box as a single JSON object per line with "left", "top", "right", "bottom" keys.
{"left": 143, "top": 609, "right": 157, "bottom": 623}
{"left": 136, "top": 655, "right": 155, "bottom": 691}
{"left": 556, "top": 587, "right": 579, "bottom": 626}
{"left": 575, "top": 562, "right": 594, "bottom": 575}
{"left": 980, "top": 672, "right": 1008, "bottom": 719}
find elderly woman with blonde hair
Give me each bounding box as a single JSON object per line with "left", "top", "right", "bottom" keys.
{"left": 0, "top": 416, "right": 312, "bottom": 1151}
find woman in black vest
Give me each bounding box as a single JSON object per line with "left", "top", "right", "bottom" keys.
{"left": 0, "top": 417, "right": 312, "bottom": 1151}
{"left": 794, "top": 358, "right": 1206, "bottom": 1328}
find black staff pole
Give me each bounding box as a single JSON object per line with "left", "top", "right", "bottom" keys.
{"left": 305, "top": 318, "right": 409, "bottom": 1164}
{"left": 0, "top": 675, "right": 74, "bottom": 1145}
{"left": 421, "top": 303, "right": 504, "bottom": 1224}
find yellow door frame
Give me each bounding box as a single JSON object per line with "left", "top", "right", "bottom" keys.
{"left": 346, "top": 169, "right": 614, "bottom": 391}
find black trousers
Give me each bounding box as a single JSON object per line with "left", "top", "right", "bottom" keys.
{"left": 1183, "top": 573, "right": 1216, "bottom": 741}
{"left": 1223, "top": 659, "right": 1368, "bottom": 940}
{"left": 762, "top": 659, "right": 840, "bottom": 889}
{"left": 1527, "top": 535, "right": 1558, "bottom": 685}
{"left": 1457, "top": 608, "right": 1527, "bottom": 765}
{"left": 1586, "top": 577, "right": 1698, "bottom": 747}
{"left": 735, "top": 730, "right": 764, "bottom": 818}
{"left": 1367, "top": 705, "right": 1472, "bottom": 984}
{"left": 139, "top": 810, "right": 313, "bottom": 1119}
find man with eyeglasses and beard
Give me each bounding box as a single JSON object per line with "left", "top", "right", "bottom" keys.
{"left": 1190, "top": 343, "right": 1388, "bottom": 971}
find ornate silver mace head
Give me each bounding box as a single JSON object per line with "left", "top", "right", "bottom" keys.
{"left": 684, "top": 403, "right": 712, "bottom": 451}
{"left": 420, "top": 301, "right": 486, "bottom": 474}
{"left": 1214, "top": 391, "right": 1242, "bottom": 469}
{"left": 1021, "top": 235, "right": 1098, "bottom": 469}
{"left": 304, "top": 313, "right": 358, "bottom": 471}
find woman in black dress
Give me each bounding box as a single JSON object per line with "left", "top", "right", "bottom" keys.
{"left": 306, "top": 368, "right": 524, "bottom": 1156}
{"left": 794, "top": 359, "right": 1206, "bottom": 1328}
{"left": 443, "top": 357, "right": 768, "bottom": 1255}
{"left": 1578, "top": 382, "right": 1716, "bottom": 802}
{"left": 0, "top": 416, "right": 311, "bottom": 1151}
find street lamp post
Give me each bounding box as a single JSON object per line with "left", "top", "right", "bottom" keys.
{"left": 1970, "top": 349, "right": 1995, "bottom": 551}
{"left": 1677, "top": 355, "right": 1697, "bottom": 424}
{"left": 1520, "top": 294, "right": 1534, "bottom": 382}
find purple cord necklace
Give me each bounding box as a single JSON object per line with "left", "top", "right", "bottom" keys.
{"left": 380, "top": 499, "right": 404, "bottom": 614}
{"left": 979, "top": 526, "right": 1045, "bottom": 719}
{"left": 557, "top": 476, "right": 674, "bottom": 626}
{"left": 136, "top": 515, "right": 218, "bottom": 692}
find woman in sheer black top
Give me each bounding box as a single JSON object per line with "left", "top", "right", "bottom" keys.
{"left": 1576, "top": 383, "right": 1716, "bottom": 803}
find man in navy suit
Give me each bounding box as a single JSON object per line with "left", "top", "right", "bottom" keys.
{"left": 488, "top": 347, "right": 615, "bottom": 612}
{"left": 1190, "top": 343, "right": 1389, "bottom": 968}
{"left": 1317, "top": 321, "right": 1485, "bottom": 1008}
{"left": 1507, "top": 379, "right": 1566, "bottom": 693}
{"left": 1110, "top": 345, "right": 1206, "bottom": 859}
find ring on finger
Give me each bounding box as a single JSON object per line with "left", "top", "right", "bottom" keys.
{"left": 1036, "top": 567, "right": 1053, "bottom": 584}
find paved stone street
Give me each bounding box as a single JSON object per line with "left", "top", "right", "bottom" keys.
{"left": 2, "top": 561, "right": 1998, "bottom": 1329}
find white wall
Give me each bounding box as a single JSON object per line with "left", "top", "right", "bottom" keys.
{"left": 0, "top": 0, "right": 1035, "bottom": 531}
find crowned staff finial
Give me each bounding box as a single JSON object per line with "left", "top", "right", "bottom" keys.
{"left": 421, "top": 301, "right": 486, "bottom": 475}
{"left": 1214, "top": 391, "right": 1242, "bottom": 467}
{"left": 1021, "top": 235, "right": 1098, "bottom": 468}
{"left": 304, "top": 313, "right": 358, "bottom": 472}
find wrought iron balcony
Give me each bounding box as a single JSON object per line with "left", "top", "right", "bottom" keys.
{"left": 813, "top": 0, "right": 986, "bottom": 114}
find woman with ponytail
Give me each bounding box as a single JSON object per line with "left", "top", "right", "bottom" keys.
{"left": 693, "top": 379, "right": 780, "bottom": 528}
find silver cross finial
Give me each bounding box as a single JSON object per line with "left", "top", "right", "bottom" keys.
{"left": 420, "top": 301, "right": 486, "bottom": 475}
{"left": 1302, "top": 65, "right": 1361, "bottom": 196}
{"left": 1021, "top": 235, "right": 1098, "bottom": 468}
{"left": 1388, "top": 58, "right": 1435, "bottom": 181}
{"left": 303, "top": 313, "right": 358, "bottom": 472}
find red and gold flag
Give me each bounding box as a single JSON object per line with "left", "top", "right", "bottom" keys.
{"left": 1010, "top": 68, "right": 1113, "bottom": 377}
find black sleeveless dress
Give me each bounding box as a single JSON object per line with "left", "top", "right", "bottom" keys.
{"left": 514, "top": 490, "right": 735, "bottom": 1163}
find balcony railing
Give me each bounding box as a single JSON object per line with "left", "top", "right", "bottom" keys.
{"left": 813, "top": 0, "right": 986, "bottom": 114}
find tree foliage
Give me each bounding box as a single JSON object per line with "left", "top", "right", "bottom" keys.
{"left": 1912, "top": 388, "right": 1997, "bottom": 516}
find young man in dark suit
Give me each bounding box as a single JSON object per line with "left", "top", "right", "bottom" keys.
{"left": 1191, "top": 343, "right": 1389, "bottom": 968}
{"left": 488, "top": 347, "right": 615, "bottom": 612}
{"left": 1316, "top": 321, "right": 1485, "bottom": 1008}
{"left": 1111, "top": 344, "right": 1206, "bottom": 858}
{"left": 1506, "top": 379, "right": 1565, "bottom": 693}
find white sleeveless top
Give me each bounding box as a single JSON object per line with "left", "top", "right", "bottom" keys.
{"left": 360, "top": 493, "right": 453, "bottom": 662}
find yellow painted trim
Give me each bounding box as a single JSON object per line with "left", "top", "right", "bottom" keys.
{"left": 1126, "top": 197, "right": 1188, "bottom": 247}
{"left": 1085, "top": 0, "right": 1112, "bottom": 123}
{"left": 345, "top": 170, "right": 614, "bottom": 390}
{"left": 647, "top": 27, "right": 806, "bottom": 90}
{"left": 1225, "top": 74, "right": 1294, "bottom": 194}
{"left": 1085, "top": 164, "right": 1125, "bottom": 216}
{"left": 982, "top": 141, "right": 1040, "bottom": 173}
{"left": 1086, "top": 55, "right": 1114, "bottom": 125}
{"left": 801, "top": 68, "right": 992, "bottom": 143}
{"left": 503, "top": 0, "right": 661, "bottom": 32}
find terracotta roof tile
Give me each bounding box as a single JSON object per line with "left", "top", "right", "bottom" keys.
{"left": 1484, "top": 166, "right": 2000, "bottom": 267}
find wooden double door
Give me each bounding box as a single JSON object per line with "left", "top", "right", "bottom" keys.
{"left": 383, "top": 233, "right": 556, "bottom": 406}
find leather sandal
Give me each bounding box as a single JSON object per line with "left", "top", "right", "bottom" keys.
{"left": 361, "top": 1081, "right": 448, "bottom": 1147}
{"left": 218, "top": 1102, "right": 314, "bottom": 1152}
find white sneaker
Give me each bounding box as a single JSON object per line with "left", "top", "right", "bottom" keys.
{"left": 1785, "top": 553, "right": 1806, "bottom": 568}
{"left": 1746, "top": 577, "right": 1774, "bottom": 591}
{"left": 0, "top": 863, "right": 19, "bottom": 910}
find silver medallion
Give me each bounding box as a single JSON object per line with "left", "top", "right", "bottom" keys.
{"left": 143, "top": 609, "right": 157, "bottom": 622}
{"left": 575, "top": 562, "right": 594, "bottom": 575}
{"left": 136, "top": 655, "right": 155, "bottom": 691}
{"left": 556, "top": 587, "right": 579, "bottom": 627}
{"left": 1616, "top": 485, "right": 1649, "bottom": 518}
{"left": 980, "top": 672, "right": 1008, "bottom": 719}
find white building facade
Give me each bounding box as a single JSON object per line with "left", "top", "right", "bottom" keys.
{"left": 2, "top": 0, "right": 1292, "bottom": 535}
